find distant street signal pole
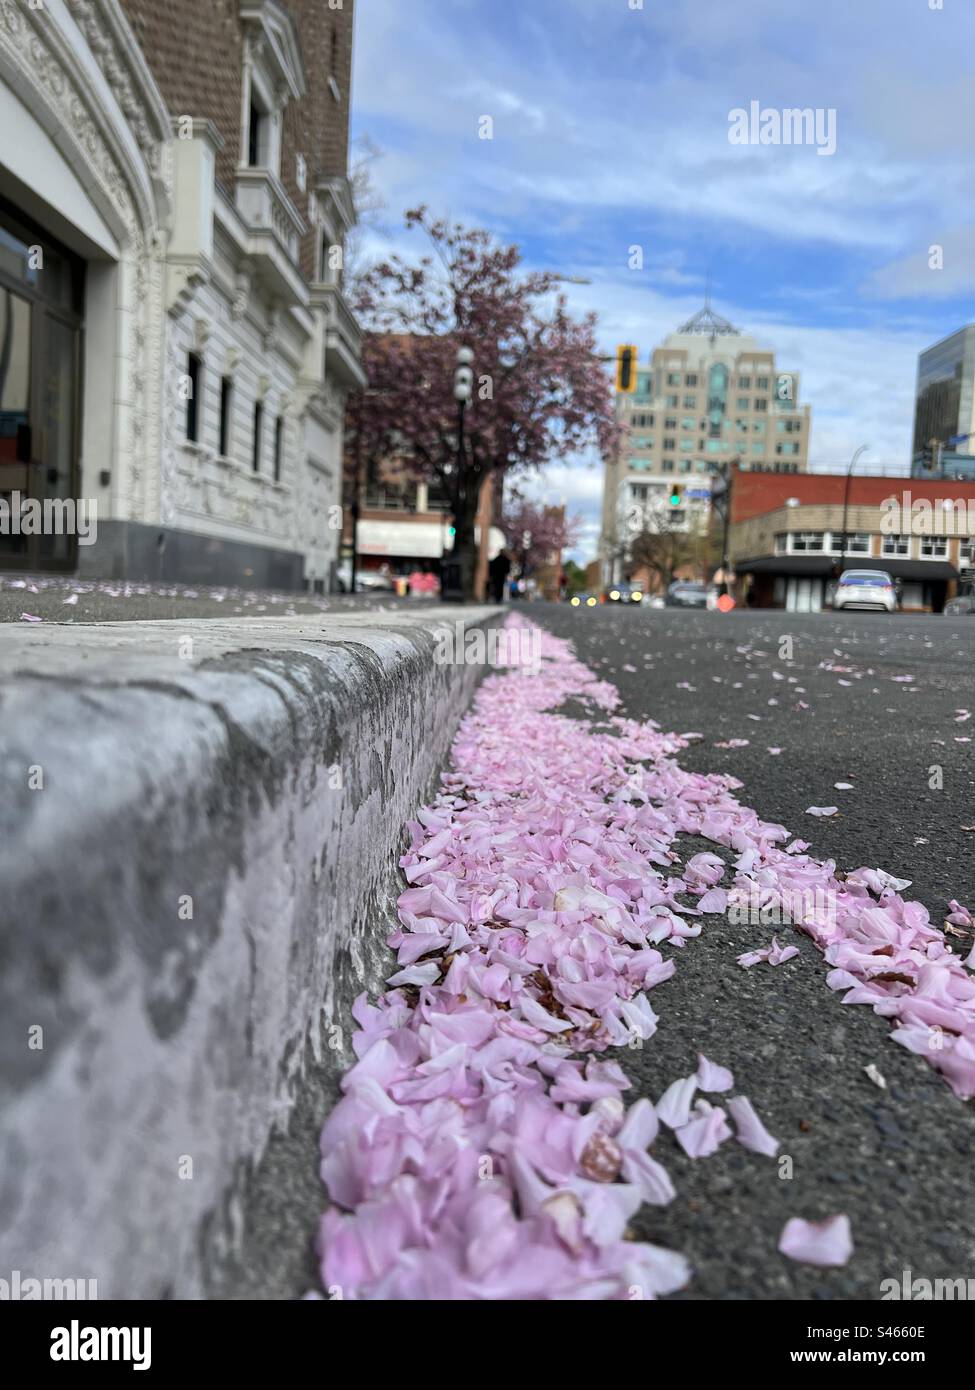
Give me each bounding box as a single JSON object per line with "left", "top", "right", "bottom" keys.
{"left": 710, "top": 457, "right": 739, "bottom": 597}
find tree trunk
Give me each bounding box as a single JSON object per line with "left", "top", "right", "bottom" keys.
{"left": 448, "top": 478, "right": 482, "bottom": 601}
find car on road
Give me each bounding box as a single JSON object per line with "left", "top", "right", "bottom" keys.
{"left": 665, "top": 580, "right": 708, "bottom": 609}
{"left": 944, "top": 572, "right": 975, "bottom": 616}
{"left": 569, "top": 592, "right": 600, "bottom": 608}
{"left": 605, "top": 583, "right": 644, "bottom": 604}
{"left": 832, "top": 568, "right": 897, "bottom": 612}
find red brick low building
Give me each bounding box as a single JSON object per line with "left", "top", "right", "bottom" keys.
{"left": 728, "top": 468, "right": 975, "bottom": 612}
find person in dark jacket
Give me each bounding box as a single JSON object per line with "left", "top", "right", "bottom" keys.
{"left": 488, "top": 548, "right": 511, "bottom": 602}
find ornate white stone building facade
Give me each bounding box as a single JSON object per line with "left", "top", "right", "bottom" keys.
{"left": 0, "top": 0, "right": 362, "bottom": 589}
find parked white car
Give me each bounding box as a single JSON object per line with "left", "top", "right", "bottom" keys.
{"left": 832, "top": 568, "right": 897, "bottom": 613}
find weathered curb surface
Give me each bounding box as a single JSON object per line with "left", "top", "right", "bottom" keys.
{"left": 0, "top": 608, "right": 499, "bottom": 1299}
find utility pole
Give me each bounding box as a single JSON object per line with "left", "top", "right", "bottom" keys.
{"left": 350, "top": 391, "right": 364, "bottom": 595}
{"left": 711, "top": 457, "right": 738, "bottom": 596}
{"left": 839, "top": 444, "right": 870, "bottom": 575}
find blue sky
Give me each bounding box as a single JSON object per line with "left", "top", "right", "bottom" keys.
{"left": 351, "top": 0, "right": 975, "bottom": 560}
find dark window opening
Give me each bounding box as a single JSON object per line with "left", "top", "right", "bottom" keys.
{"left": 252, "top": 399, "right": 263, "bottom": 472}
{"left": 186, "top": 353, "right": 201, "bottom": 442}
{"left": 274, "top": 415, "right": 283, "bottom": 482}
{"left": 248, "top": 100, "right": 264, "bottom": 167}
{"left": 219, "top": 377, "right": 232, "bottom": 456}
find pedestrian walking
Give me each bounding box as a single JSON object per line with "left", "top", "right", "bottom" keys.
{"left": 488, "top": 548, "right": 511, "bottom": 603}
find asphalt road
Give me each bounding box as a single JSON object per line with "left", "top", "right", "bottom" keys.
{"left": 0, "top": 573, "right": 420, "bottom": 624}
{"left": 530, "top": 602, "right": 975, "bottom": 1300}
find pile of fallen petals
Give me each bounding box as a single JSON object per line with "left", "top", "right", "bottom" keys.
{"left": 317, "top": 617, "right": 975, "bottom": 1299}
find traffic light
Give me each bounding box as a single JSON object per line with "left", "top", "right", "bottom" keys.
{"left": 669, "top": 487, "right": 681, "bottom": 507}
{"left": 615, "top": 345, "right": 638, "bottom": 394}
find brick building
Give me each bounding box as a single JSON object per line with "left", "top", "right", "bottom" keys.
{"left": 0, "top": 0, "right": 362, "bottom": 587}
{"left": 728, "top": 468, "right": 975, "bottom": 613}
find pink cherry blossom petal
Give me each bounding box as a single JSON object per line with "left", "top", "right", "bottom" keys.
{"left": 778, "top": 1215, "right": 853, "bottom": 1267}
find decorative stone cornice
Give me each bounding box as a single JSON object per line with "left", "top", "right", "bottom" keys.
{"left": 239, "top": 0, "right": 306, "bottom": 103}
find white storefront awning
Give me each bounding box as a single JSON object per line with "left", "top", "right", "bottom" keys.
{"left": 357, "top": 518, "right": 507, "bottom": 560}
{"left": 358, "top": 519, "right": 447, "bottom": 558}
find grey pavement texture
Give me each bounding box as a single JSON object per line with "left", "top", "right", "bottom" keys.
{"left": 0, "top": 605, "right": 499, "bottom": 1299}
{"left": 531, "top": 603, "right": 975, "bottom": 1300}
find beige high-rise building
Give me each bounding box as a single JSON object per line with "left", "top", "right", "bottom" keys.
{"left": 599, "top": 303, "right": 811, "bottom": 586}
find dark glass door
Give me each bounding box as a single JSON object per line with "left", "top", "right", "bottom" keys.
{"left": 0, "top": 284, "right": 32, "bottom": 562}
{"left": 0, "top": 202, "right": 83, "bottom": 571}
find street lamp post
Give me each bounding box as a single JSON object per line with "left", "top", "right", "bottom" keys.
{"left": 442, "top": 346, "right": 474, "bottom": 602}
{"left": 839, "top": 444, "right": 870, "bottom": 572}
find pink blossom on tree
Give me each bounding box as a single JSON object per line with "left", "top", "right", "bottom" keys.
{"left": 501, "top": 494, "right": 580, "bottom": 580}
{"left": 346, "top": 208, "right": 618, "bottom": 598}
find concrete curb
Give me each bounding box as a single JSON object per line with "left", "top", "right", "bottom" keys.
{"left": 0, "top": 606, "right": 502, "bottom": 1298}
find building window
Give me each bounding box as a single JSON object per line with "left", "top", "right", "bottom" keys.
{"left": 843, "top": 532, "right": 871, "bottom": 554}
{"left": 685, "top": 373, "right": 698, "bottom": 386}
{"left": 666, "top": 394, "right": 679, "bottom": 408}
{"left": 738, "top": 375, "right": 751, "bottom": 389}
{"left": 754, "top": 398, "right": 768, "bottom": 411}
{"left": 737, "top": 397, "right": 750, "bottom": 411}
{"left": 663, "top": 437, "right": 676, "bottom": 451}
{"left": 683, "top": 395, "right": 696, "bottom": 409}
{"left": 665, "top": 417, "right": 677, "bottom": 430}
{"left": 680, "top": 439, "right": 694, "bottom": 452}
{"left": 961, "top": 537, "right": 975, "bottom": 563}
{"left": 247, "top": 99, "right": 268, "bottom": 167}
{"left": 774, "top": 533, "right": 788, "bottom": 554}
{"left": 678, "top": 458, "right": 692, "bottom": 474}
{"left": 274, "top": 415, "right": 284, "bottom": 482}
{"left": 186, "top": 352, "right": 202, "bottom": 442}
{"left": 756, "top": 376, "right": 770, "bottom": 390}
{"left": 681, "top": 417, "right": 695, "bottom": 430}
{"left": 252, "top": 399, "right": 264, "bottom": 472}
{"left": 753, "top": 420, "right": 766, "bottom": 434}
{"left": 920, "top": 536, "right": 947, "bottom": 558}
{"left": 882, "top": 534, "right": 910, "bottom": 557}
{"left": 219, "top": 377, "right": 233, "bottom": 457}
{"left": 661, "top": 458, "right": 674, "bottom": 473}
{"left": 667, "top": 372, "right": 681, "bottom": 385}
{"left": 751, "top": 442, "right": 764, "bottom": 455}
{"left": 791, "top": 531, "right": 825, "bottom": 552}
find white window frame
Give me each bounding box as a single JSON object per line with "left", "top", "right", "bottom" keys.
{"left": 882, "top": 533, "right": 911, "bottom": 558}
{"left": 789, "top": 531, "right": 826, "bottom": 553}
